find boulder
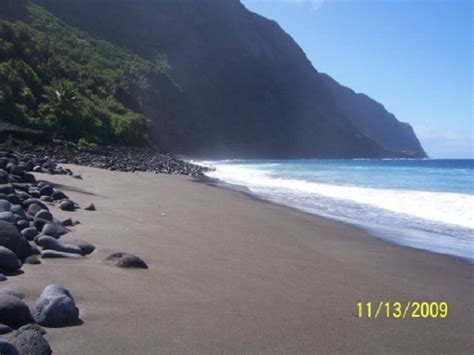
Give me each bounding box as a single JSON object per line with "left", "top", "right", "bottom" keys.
{"left": 61, "top": 217, "right": 73, "bottom": 227}
{"left": 0, "top": 293, "right": 33, "bottom": 328}
{"left": 37, "top": 236, "right": 82, "bottom": 255}
{"left": 105, "top": 252, "right": 148, "bottom": 269}
{"left": 0, "top": 212, "right": 14, "bottom": 223}
{"left": 11, "top": 184, "right": 28, "bottom": 193}
{"left": 51, "top": 190, "right": 68, "bottom": 200}
{"left": 27, "top": 204, "right": 43, "bottom": 217}
{"left": 0, "top": 338, "right": 19, "bottom": 355}
{"left": 22, "top": 173, "right": 36, "bottom": 184}
{"left": 6, "top": 194, "right": 21, "bottom": 206}
{"left": 0, "top": 247, "right": 21, "bottom": 273}
{"left": 33, "top": 218, "right": 49, "bottom": 232}
{"left": 41, "top": 223, "right": 69, "bottom": 239}
{"left": 12, "top": 327, "right": 52, "bottom": 355}
{"left": 58, "top": 200, "right": 75, "bottom": 211}
{"left": 0, "top": 324, "right": 12, "bottom": 335}
{"left": 0, "top": 221, "right": 31, "bottom": 259}
{"left": 22, "top": 199, "right": 48, "bottom": 211}
{"left": 21, "top": 227, "right": 39, "bottom": 241}
{"left": 34, "top": 210, "right": 52, "bottom": 222}
{"left": 16, "top": 220, "right": 29, "bottom": 231}
{"left": 33, "top": 284, "right": 79, "bottom": 327}
{"left": 0, "top": 185, "right": 14, "bottom": 195}
{"left": 84, "top": 203, "right": 95, "bottom": 211}
{"left": 0, "top": 200, "right": 12, "bottom": 212}
{"left": 39, "top": 186, "right": 54, "bottom": 197}
{"left": 0, "top": 274, "right": 6, "bottom": 281}
{"left": 67, "top": 240, "right": 95, "bottom": 256}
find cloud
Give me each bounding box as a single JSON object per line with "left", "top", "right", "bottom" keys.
{"left": 283, "top": 0, "right": 326, "bottom": 11}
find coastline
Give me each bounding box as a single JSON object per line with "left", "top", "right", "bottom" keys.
{"left": 196, "top": 159, "right": 474, "bottom": 262}
{"left": 5, "top": 164, "right": 473, "bottom": 353}
{"left": 199, "top": 174, "right": 474, "bottom": 264}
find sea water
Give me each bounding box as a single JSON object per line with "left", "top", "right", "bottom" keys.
{"left": 195, "top": 159, "right": 474, "bottom": 262}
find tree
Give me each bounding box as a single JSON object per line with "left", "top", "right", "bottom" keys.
{"left": 41, "top": 81, "right": 77, "bottom": 139}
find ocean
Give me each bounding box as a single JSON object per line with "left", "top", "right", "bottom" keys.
{"left": 194, "top": 159, "right": 474, "bottom": 262}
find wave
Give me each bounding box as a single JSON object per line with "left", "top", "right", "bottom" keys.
{"left": 194, "top": 161, "right": 474, "bottom": 261}
{"left": 203, "top": 163, "right": 473, "bottom": 229}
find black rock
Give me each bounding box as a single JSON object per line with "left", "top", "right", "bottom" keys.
{"left": 10, "top": 206, "right": 25, "bottom": 218}
{"left": 22, "top": 199, "right": 48, "bottom": 211}
{"left": 22, "top": 173, "right": 36, "bottom": 183}
{"left": 67, "top": 240, "right": 95, "bottom": 255}
{"left": 0, "top": 246, "right": 21, "bottom": 273}
{"left": 0, "top": 212, "right": 14, "bottom": 223}
{"left": 0, "top": 324, "right": 12, "bottom": 335}
{"left": 21, "top": 227, "right": 39, "bottom": 241}
{"left": 0, "top": 338, "right": 19, "bottom": 355}
{"left": 39, "top": 196, "right": 53, "bottom": 203}
{"left": 27, "top": 203, "right": 43, "bottom": 217}
{"left": 15, "top": 192, "right": 30, "bottom": 202}
{"left": 11, "top": 184, "right": 28, "bottom": 193}
{"left": 13, "top": 327, "right": 52, "bottom": 355}
{"left": 37, "top": 236, "right": 82, "bottom": 255}
{"left": 33, "top": 219, "right": 49, "bottom": 233}
{"left": 17, "top": 324, "right": 46, "bottom": 335}
{"left": 0, "top": 185, "right": 14, "bottom": 195}
{"left": 29, "top": 190, "right": 40, "bottom": 198}
{"left": 84, "top": 203, "right": 95, "bottom": 211}
{"left": 51, "top": 190, "right": 68, "bottom": 200}
{"left": 0, "top": 293, "right": 33, "bottom": 328}
{"left": 41, "top": 223, "right": 69, "bottom": 238}
{"left": 6, "top": 194, "right": 21, "bottom": 205}
{"left": 33, "top": 284, "right": 80, "bottom": 327}
{"left": 0, "top": 221, "right": 31, "bottom": 259}
{"left": 34, "top": 210, "right": 53, "bottom": 222}
{"left": 0, "top": 200, "right": 11, "bottom": 212}
{"left": 39, "top": 186, "right": 54, "bottom": 197}
{"left": 58, "top": 200, "right": 75, "bottom": 211}
{"left": 61, "top": 217, "right": 74, "bottom": 227}
{"left": 105, "top": 252, "right": 149, "bottom": 269}
{"left": 16, "top": 220, "right": 29, "bottom": 231}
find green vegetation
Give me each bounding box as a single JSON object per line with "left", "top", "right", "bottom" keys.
{"left": 0, "top": 3, "right": 172, "bottom": 145}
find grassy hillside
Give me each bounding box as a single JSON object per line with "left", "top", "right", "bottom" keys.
{"left": 0, "top": 3, "right": 173, "bottom": 145}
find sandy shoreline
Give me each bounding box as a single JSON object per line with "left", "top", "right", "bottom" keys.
{"left": 5, "top": 164, "right": 473, "bottom": 354}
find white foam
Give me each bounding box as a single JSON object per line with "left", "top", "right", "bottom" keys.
{"left": 203, "top": 163, "right": 474, "bottom": 230}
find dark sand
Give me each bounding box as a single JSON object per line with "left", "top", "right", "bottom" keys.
{"left": 5, "top": 165, "right": 473, "bottom": 354}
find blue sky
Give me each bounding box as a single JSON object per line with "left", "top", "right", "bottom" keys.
{"left": 241, "top": 0, "right": 473, "bottom": 158}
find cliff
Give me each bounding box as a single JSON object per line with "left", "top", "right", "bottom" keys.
{"left": 3, "top": 0, "right": 427, "bottom": 158}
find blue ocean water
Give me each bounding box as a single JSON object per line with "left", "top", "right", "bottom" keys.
{"left": 195, "top": 159, "right": 474, "bottom": 262}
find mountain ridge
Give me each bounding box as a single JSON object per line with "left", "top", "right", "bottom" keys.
{"left": 1, "top": 0, "right": 427, "bottom": 158}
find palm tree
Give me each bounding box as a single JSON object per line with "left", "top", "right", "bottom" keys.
{"left": 42, "top": 82, "right": 77, "bottom": 139}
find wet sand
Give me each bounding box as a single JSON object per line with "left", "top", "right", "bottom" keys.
{"left": 5, "top": 165, "right": 473, "bottom": 354}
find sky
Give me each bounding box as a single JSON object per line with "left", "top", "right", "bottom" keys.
{"left": 241, "top": 0, "right": 473, "bottom": 158}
